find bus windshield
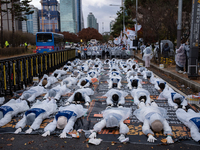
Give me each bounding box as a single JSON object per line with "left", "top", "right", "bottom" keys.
{"left": 37, "top": 33, "right": 53, "bottom": 42}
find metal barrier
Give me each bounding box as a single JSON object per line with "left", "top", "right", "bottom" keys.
{"left": 0, "top": 49, "right": 75, "bottom": 96}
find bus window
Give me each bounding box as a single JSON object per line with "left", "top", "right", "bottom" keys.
{"left": 37, "top": 33, "right": 52, "bottom": 42}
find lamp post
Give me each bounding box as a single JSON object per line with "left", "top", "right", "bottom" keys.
{"left": 177, "top": 0, "right": 182, "bottom": 48}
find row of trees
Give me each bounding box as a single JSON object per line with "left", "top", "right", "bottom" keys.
{"left": 0, "top": 0, "right": 33, "bottom": 48}
{"left": 111, "top": 0, "right": 192, "bottom": 44}
{"left": 59, "top": 27, "right": 103, "bottom": 43}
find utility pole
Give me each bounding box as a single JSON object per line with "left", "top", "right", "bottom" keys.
{"left": 135, "top": 0, "right": 138, "bottom": 39}
{"left": 177, "top": 0, "right": 182, "bottom": 48}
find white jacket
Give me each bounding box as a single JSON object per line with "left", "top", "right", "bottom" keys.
{"left": 0, "top": 99, "right": 29, "bottom": 127}
{"left": 44, "top": 85, "right": 71, "bottom": 100}
{"left": 20, "top": 86, "right": 47, "bottom": 102}
{"left": 38, "top": 74, "right": 58, "bottom": 88}
{"left": 66, "top": 88, "right": 94, "bottom": 103}
{"left": 15, "top": 99, "right": 57, "bottom": 130}
{"left": 93, "top": 107, "right": 131, "bottom": 134}
{"left": 44, "top": 104, "right": 86, "bottom": 133}
{"left": 103, "top": 89, "right": 128, "bottom": 105}
{"left": 131, "top": 88, "right": 151, "bottom": 105}
{"left": 176, "top": 108, "right": 200, "bottom": 142}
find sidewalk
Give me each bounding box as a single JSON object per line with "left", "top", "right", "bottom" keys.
{"left": 134, "top": 52, "right": 200, "bottom": 95}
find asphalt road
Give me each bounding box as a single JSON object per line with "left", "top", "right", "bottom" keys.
{"left": 0, "top": 134, "right": 200, "bottom": 150}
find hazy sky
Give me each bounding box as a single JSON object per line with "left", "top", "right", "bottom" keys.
{"left": 30, "top": 0, "right": 122, "bottom": 33}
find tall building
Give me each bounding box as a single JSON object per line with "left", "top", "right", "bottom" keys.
{"left": 1, "top": 1, "right": 22, "bottom": 31}
{"left": 22, "top": 5, "right": 39, "bottom": 34}
{"left": 87, "top": 12, "right": 98, "bottom": 31}
{"left": 38, "top": 0, "right": 60, "bottom": 32}
{"left": 60, "top": 0, "right": 83, "bottom": 33}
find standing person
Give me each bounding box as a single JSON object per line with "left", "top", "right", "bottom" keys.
{"left": 142, "top": 43, "right": 153, "bottom": 68}
{"left": 5, "top": 41, "right": 9, "bottom": 48}
{"left": 24, "top": 42, "right": 28, "bottom": 51}
{"left": 162, "top": 43, "right": 170, "bottom": 58}
{"left": 175, "top": 40, "right": 186, "bottom": 73}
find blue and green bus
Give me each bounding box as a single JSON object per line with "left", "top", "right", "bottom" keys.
{"left": 36, "top": 32, "right": 64, "bottom": 53}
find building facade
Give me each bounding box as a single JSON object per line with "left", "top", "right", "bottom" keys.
{"left": 110, "top": 20, "right": 115, "bottom": 32}
{"left": 60, "top": 0, "right": 83, "bottom": 33}
{"left": 1, "top": 1, "right": 22, "bottom": 31}
{"left": 38, "top": 0, "right": 60, "bottom": 32}
{"left": 22, "top": 5, "right": 39, "bottom": 34}
{"left": 87, "top": 12, "right": 98, "bottom": 30}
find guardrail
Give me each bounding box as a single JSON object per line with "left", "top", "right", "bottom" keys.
{"left": 0, "top": 49, "right": 75, "bottom": 96}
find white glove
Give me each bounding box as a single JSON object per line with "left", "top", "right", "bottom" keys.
{"left": 14, "top": 128, "right": 22, "bottom": 134}
{"left": 59, "top": 132, "right": 67, "bottom": 138}
{"left": 174, "top": 105, "right": 178, "bottom": 109}
{"left": 65, "top": 101, "right": 70, "bottom": 106}
{"left": 166, "top": 136, "right": 174, "bottom": 143}
{"left": 42, "top": 131, "right": 50, "bottom": 137}
{"left": 25, "top": 128, "right": 33, "bottom": 134}
{"left": 85, "top": 102, "right": 90, "bottom": 106}
{"left": 182, "top": 105, "right": 186, "bottom": 109}
{"left": 88, "top": 138, "right": 102, "bottom": 145}
{"left": 89, "top": 132, "right": 97, "bottom": 139}
{"left": 147, "top": 135, "right": 157, "bottom": 143}
{"left": 118, "top": 134, "right": 125, "bottom": 142}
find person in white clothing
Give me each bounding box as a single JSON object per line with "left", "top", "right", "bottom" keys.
{"left": 142, "top": 45, "right": 153, "bottom": 67}
{"left": 63, "top": 63, "right": 73, "bottom": 72}
{"left": 14, "top": 99, "right": 57, "bottom": 134}
{"left": 38, "top": 74, "right": 58, "bottom": 88}
{"left": 176, "top": 108, "right": 200, "bottom": 143}
{"left": 20, "top": 86, "right": 47, "bottom": 102}
{"left": 77, "top": 76, "right": 92, "bottom": 88}
{"left": 61, "top": 76, "right": 78, "bottom": 88}
{"left": 65, "top": 88, "right": 94, "bottom": 106}
{"left": 131, "top": 88, "right": 151, "bottom": 105}
{"left": 87, "top": 69, "right": 99, "bottom": 79}
{"left": 134, "top": 101, "right": 174, "bottom": 143}
{"left": 89, "top": 107, "right": 131, "bottom": 143}
{"left": 43, "top": 84, "right": 71, "bottom": 101}
{"left": 103, "top": 89, "right": 128, "bottom": 107}
{"left": 51, "top": 69, "right": 67, "bottom": 79}
{"left": 0, "top": 99, "right": 29, "bottom": 127}
{"left": 42, "top": 104, "right": 86, "bottom": 138}
{"left": 127, "top": 76, "right": 142, "bottom": 90}
{"left": 108, "top": 75, "right": 122, "bottom": 89}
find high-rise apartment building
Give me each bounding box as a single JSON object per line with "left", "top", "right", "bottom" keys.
{"left": 60, "top": 0, "right": 83, "bottom": 33}
{"left": 87, "top": 12, "right": 98, "bottom": 31}
{"left": 22, "top": 5, "right": 38, "bottom": 34}
{"left": 38, "top": 0, "right": 60, "bottom": 32}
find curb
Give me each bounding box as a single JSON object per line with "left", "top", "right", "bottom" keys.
{"left": 134, "top": 55, "right": 200, "bottom": 93}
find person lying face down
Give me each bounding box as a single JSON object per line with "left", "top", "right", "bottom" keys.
{"left": 61, "top": 76, "right": 78, "bottom": 88}
{"left": 127, "top": 75, "right": 142, "bottom": 90}
{"left": 176, "top": 108, "right": 200, "bottom": 143}
{"left": 51, "top": 69, "right": 67, "bottom": 79}
{"left": 38, "top": 74, "right": 58, "bottom": 88}
{"left": 63, "top": 63, "right": 73, "bottom": 72}
{"left": 134, "top": 101, "right": 174, "bottom": 143}
{"left": 87, "top": 69, "right": 99, "bottom": 79}
{"left": 103, "top": 89, "right": 128, "bottom": 107}
{"left": 43, "top": 84, "right": 71, "bottom": 101}
{"left": 131, "top": 88, "right": 151, "bottom": 106}
{"left": 89, "top": 107, "right": 131, "bottom": 143}
{"left": 65, "top": 88, "right": 94, "bottom": 106}
{"left": 77, "top": 76, "right": 92, "bottom": 88}
{"left": 108, "top": 73, "right": 122, "bottom": 89}
{"left": 0, "top": 99, "right": 29, "bottom": 127}
{"left": 77, "top": 63, "right": 89, "bottom": 72}
{"left": 14, "top": 98, "right": 57, "bottom": 134}
{"left": 41, "top": 103, "right": 86, "bottom": 138}
{"left": 19, "top": 85, "right": 47, "bottom": 102}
